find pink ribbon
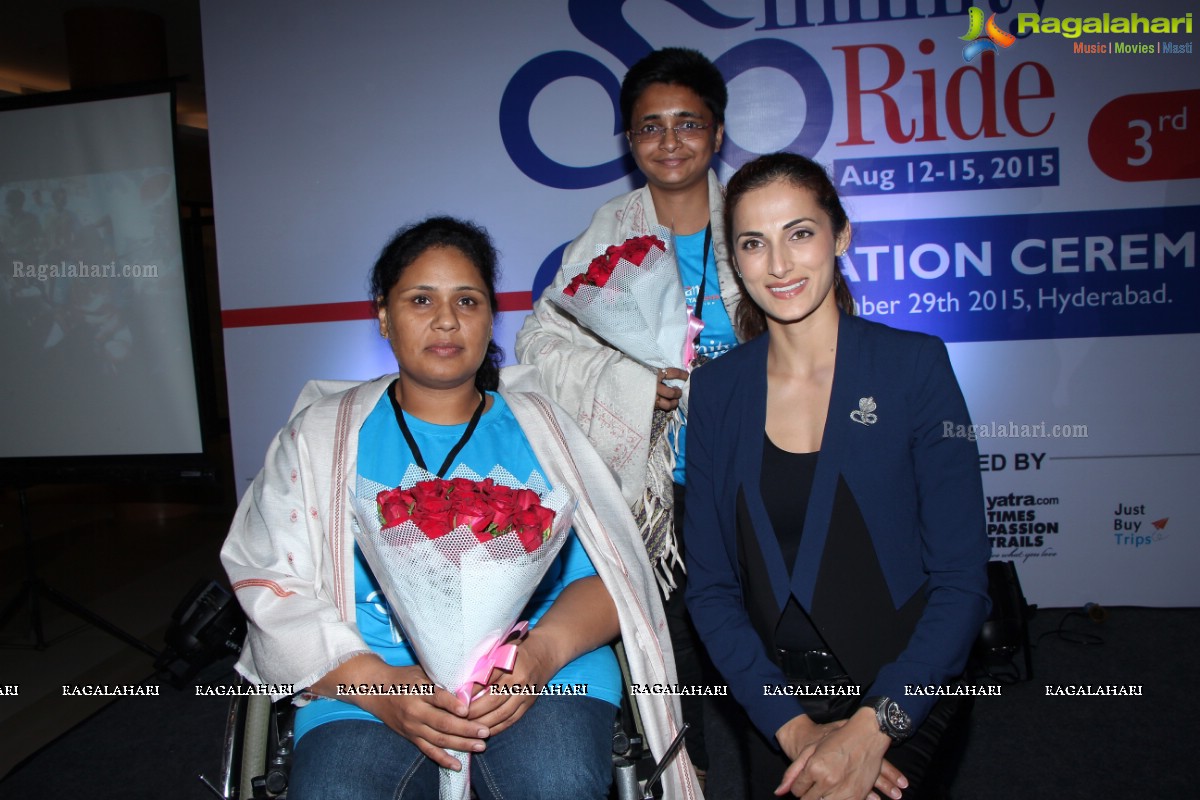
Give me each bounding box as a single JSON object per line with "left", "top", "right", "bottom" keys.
{"left": 683, "top": 308, "right": 706, "bottom": 368}
{"left": 454, "top": 620, "right": 529, "bottom": 706}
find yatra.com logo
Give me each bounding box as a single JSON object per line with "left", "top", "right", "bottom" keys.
{"left": 960, "top": 6, "right": 1016, "bottom": 62}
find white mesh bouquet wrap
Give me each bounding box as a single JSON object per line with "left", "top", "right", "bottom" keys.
{"left": 548, "top": 229, "right": 694, "bottom": 590}
{"left": 546, "top": 226, "right": 688, "bottom": 375}
{"left": 353, "top": 464, "right": 576, "bottom": 800}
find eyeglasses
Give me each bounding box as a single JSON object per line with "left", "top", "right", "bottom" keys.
{"left": 629, "top": 121, "right": 713, "bottom": 143}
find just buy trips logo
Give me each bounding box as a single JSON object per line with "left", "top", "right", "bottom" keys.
{"left": 1113, "top": 502, "right": 1171, "bottom": 549}
{"left": 959, "top": 6, "right": 1016, "bottom": 62}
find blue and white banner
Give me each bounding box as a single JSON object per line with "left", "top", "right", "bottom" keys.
{"left": 847, "top": 205, "right": 1196, "bottom": 341}
{"left": 202, "top": 0, "right": 1199, "bottom": 607}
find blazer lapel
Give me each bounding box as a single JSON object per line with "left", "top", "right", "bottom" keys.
{"left": 789, "top": 314, "right": 864, "bottom": 610}
{"left": 733, "top": 337, "right": 793, "bottom": 615}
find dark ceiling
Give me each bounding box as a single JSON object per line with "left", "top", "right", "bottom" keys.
{"left": 0, "top": 0, "right": 207, "bottom": 128}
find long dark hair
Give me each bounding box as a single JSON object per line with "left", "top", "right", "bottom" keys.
{"left": 723, "top": 153, "right": 855, "bottom": 340}
{"left": 369, "top": 216, "right": 503, "bottom": 392}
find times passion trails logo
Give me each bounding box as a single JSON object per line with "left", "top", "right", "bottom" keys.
{"left": 986, "top": 492, "right": 1061, "bottom": 560}
{"left": 960, "top": 6, "right": 1017, "bottom": 62}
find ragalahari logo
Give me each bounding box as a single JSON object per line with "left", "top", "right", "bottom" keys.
{"left": 960, "top": 6, "right": 1016, "bottom": 62}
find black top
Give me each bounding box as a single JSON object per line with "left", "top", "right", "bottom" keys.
{"left": 758, "top": 436, "right": 827, "bottom": 652}
{"left": 745, "top": 434, "right": 926, "bottom": 684}
{"left": 761, "top": 435, "right": 817, "bottom": 571}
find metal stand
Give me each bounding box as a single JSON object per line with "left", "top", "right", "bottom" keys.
{"left": 0, "top": 486, "right": 159, "bottom": 658}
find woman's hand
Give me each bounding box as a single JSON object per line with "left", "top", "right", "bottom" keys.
{"left": 775, "top": 709, "right": 908, "bottom": 799}
{"left": 655, "top": 367, "right": 689, "bottom": 411}
{"left": 468, "top": 575, "right": 618, "bottom": 736}
{"left": 463, "top": 631, "right": 556, "bottom": 736}
{"left": 776, "top": 712, "right": 843, "bottom": 760}
{"left": 309, "top": 654, "right": 488, "bottom": 771}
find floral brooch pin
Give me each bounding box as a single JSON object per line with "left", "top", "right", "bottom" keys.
{"left": 850, "top": 397, "right": 878, "bottom": 426}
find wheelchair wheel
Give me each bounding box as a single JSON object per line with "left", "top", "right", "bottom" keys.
{"left": 239, "top": 695, "right": 271, "bottom": 799}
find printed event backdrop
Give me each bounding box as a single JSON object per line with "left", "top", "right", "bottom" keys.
{"left": 202, "top": 0, "right": 1198, "bottom": 607}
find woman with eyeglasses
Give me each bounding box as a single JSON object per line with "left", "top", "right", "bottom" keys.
{"left": 515, "top": 46, "right": 742, "bottom": 782}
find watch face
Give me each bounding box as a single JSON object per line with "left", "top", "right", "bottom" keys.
{"left": 873, "top": 697, "right": 913, "bottom": 741}
{"left": 885, "top": 700, "right": 912, "bottom": 732}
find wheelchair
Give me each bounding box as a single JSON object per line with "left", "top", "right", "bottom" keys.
{"left": 200, "top": 640, "right": 685, "bottom": 800}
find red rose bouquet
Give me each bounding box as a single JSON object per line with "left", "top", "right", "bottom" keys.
{"left": 354, "top": 466, "right": 575, "bottom": 800}
{"left": 563, "top": 234, "right": 665, "bottom": 296}
{"left": 549, "top": 229, "right": 689, "bottom": 376}
{"left": 376, "top": 477, "right": 555, "bottom": 556}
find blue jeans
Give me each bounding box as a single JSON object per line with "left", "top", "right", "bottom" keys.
{"left": 290, "top": 696, "right": 616, "bottom": 799}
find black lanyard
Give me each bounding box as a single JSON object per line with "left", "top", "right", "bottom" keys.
{"left": 692, "top": 222, "right": 713, "bottom": 324}
{"left": 689, "top": 223, "right": 713, "bottom": 367}
{"left": 387, "top": 379, "right": 486, "bottom": 479}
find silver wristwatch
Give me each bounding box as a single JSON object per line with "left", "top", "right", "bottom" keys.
{"left": 868, "top": 696, "right": 913, "bottom": 743}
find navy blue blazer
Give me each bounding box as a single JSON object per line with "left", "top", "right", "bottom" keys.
{"left": 683, "top": 313, "right": 991, "bottom": 741}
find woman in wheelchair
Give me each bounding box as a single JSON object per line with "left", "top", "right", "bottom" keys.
{"left": 221, "top": 217, "right": 699, "bottom": 799}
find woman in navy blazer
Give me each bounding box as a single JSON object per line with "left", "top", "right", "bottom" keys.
{"left": 684, "top": 153, "right": 990, "bottom": 799}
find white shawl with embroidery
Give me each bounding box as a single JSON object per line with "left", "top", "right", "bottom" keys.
{"left": 514, "top": 171, "right": 739, "bottom": 592}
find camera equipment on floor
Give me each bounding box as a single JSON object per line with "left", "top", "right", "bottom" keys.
{"left": 156, "top": 579, "right": 246, "bottom": 687}
{"left": 972, "top": 560, "right": 1035, "bottom": 682}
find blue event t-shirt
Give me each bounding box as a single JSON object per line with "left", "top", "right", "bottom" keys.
{"left": 293, "top": 391, "right": 621, "bottom": 742}
{"left": 673, "top": 227, "right": 737, "bottom": 484}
